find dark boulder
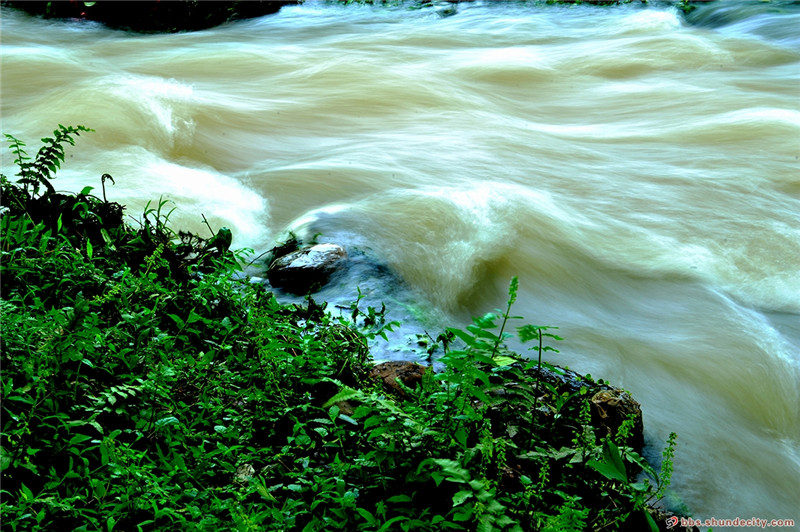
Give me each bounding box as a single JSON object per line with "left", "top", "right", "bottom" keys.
{"left": 1, "top": 1, "right": 295, "bottom": 33}
{"left": 267, "top": 243, "right": 347, "bottom": 295}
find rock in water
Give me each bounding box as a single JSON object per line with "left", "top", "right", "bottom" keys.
{"left": 267, "top": 243, "right": 347, "bottom": 294}
{"left": 591, "top": 389, "right": 644, "bottom": 449}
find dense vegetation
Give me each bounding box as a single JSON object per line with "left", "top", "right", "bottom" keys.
{"left": 1, "top": 127, "right": 681, "bottom": 531}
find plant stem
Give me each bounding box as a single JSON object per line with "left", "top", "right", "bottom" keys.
{"left": 533, "top": 328, "right": 543, "bottom": 414}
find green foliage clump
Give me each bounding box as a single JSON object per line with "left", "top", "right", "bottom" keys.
{"left": 1, "top": 127, "right": 679, "bottom": 531}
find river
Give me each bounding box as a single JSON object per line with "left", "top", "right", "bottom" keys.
{"left": 1, "top": 0, "right": 798, "bottom": 527}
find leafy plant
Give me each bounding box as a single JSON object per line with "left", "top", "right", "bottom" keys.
{"left": 1, "top": 126, "right": 685, "bottom": 531}
{"left": 4, "top": 125, "right": 93, "bottom": 198}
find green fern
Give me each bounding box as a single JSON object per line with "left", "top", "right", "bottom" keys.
{"left": 5, "top": 124, "right": 93, "bottom": 197}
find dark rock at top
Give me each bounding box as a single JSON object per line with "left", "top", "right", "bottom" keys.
{"left": 0, "top": 1, "right": 295, "bottom": 33}
{"left": 267, "top": 243, "right": 347, "bottom": 295}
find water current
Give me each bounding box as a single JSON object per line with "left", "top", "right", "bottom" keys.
{"left": 2, "top": 0, "right": 799, "bottom": 526}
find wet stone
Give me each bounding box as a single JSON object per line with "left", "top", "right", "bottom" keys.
{"left": 267, "top": 243, "right": 347, "bottom": 295}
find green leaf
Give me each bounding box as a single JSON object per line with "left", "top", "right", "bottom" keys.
{"left": 452, "top": 489, "right": 473, "bottom": 506}
{"left": 376, "top": 516, "right": 406, "bottom": 532}
{"left": 587, "top": 458, "right": 627, "bottom": 483}
{"left": 173, "top": 454, "right": 188, "bottom": 473}
{"left": 454, "top": 427, "right": 468, "bottom": 448}
{"left": 602, "top": 439, "right": 627, "bottom": 481}
{"left": 643, "top": 509, "right": 659, "bottom": 532}
{"left": 20, "top": 483, "right": 34, "bottom": 501}
{"left": 156, "top": 417, "right": 180, "bottom": 428}
{"left": 517, "top": 325, "right": 540, "bottom": 344}
{"left": 255, "top": 481, "right": 276, "bottom": 502}
{"left": 167, "top": 313, "right": 185, "bottom": 329}
{"left": 368, "top": 426, "right": 391, "bottom": 440}
{"left": 356, "top": 508, "right": 376, "bottom": 525}
{"left": 100, "top": 228, "right": 114, "bottom": 248}
{"left": 86, "top": 238, "right": 93, "bottom": 259}
{"left": 88, "top": 420, "right": 104, "bottom": 435}
{"left": 625, "top": 450, "right": 658, "bottom": 479}
{"left": 100, "top": 442, "right": 109, "bottom": 466}
{"left": 338, "top": 414, "right": 358, "bottom": 426}
{"left": 472, "top": 327, "right": 499, "bottom": 341}
{"left": 448, "top": 327, "right": 476, "bottom": 347}
{"left": 468, "top": 479, "right": 485, "bottom": 491}
{"left": 323, "top": 386, "right": 363, "bottom": 408}
{"left": 186, "top": 310, "right": 203, "bottom": 324}
{"left": 386, "top": 495, "right": 412, "bottom": 503}
{"left": 493, "top": 355, "right": 517, "bottom": 366}
{"left": 477, "top": 514, "right": 495, "bottom": 532}
{"left": 363, "top": 416, "right": 383, "bottom": 429}
{"left": 328, "top": 405, "right": 340, "bottom": 422}
{"left": 434, "top": 459, "right": 471, "bottom": 483}
{"left": 0, "top": 447, "right": 12, "bottom": 471}
{"left": 92, "top": 478, "right": 107, "bottom": 498}
{"left": 69, "top": 434, "right": 93, "bottom": 445}
{"left": 473, "top": 312, "right": 498, "bottom": 329}
{"left": 199, "top": 350, "right": 215, "bottom": 365}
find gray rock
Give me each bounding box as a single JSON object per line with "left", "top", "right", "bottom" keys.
{"left": 267, "top": 243, "right": 347, "bottom": 294}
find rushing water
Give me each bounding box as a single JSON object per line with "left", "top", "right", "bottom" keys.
{"left": 2, "top": 0, "right": 799, "bottom": 526}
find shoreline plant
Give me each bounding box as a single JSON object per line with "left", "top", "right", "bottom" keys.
{"left": 2, "top": 127, "right": 680, "bottom": 531}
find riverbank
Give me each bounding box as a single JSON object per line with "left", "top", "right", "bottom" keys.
{"left": 1, "top": 128, "right": 691, "bottom": 531}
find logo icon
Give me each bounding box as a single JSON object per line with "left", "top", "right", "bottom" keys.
{"left": 665, "top": 516, "right": 679, "bottom": 529}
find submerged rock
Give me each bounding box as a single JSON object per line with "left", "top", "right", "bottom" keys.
{"left": 267, "top": 243, "right": 347, "bottom": 295}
